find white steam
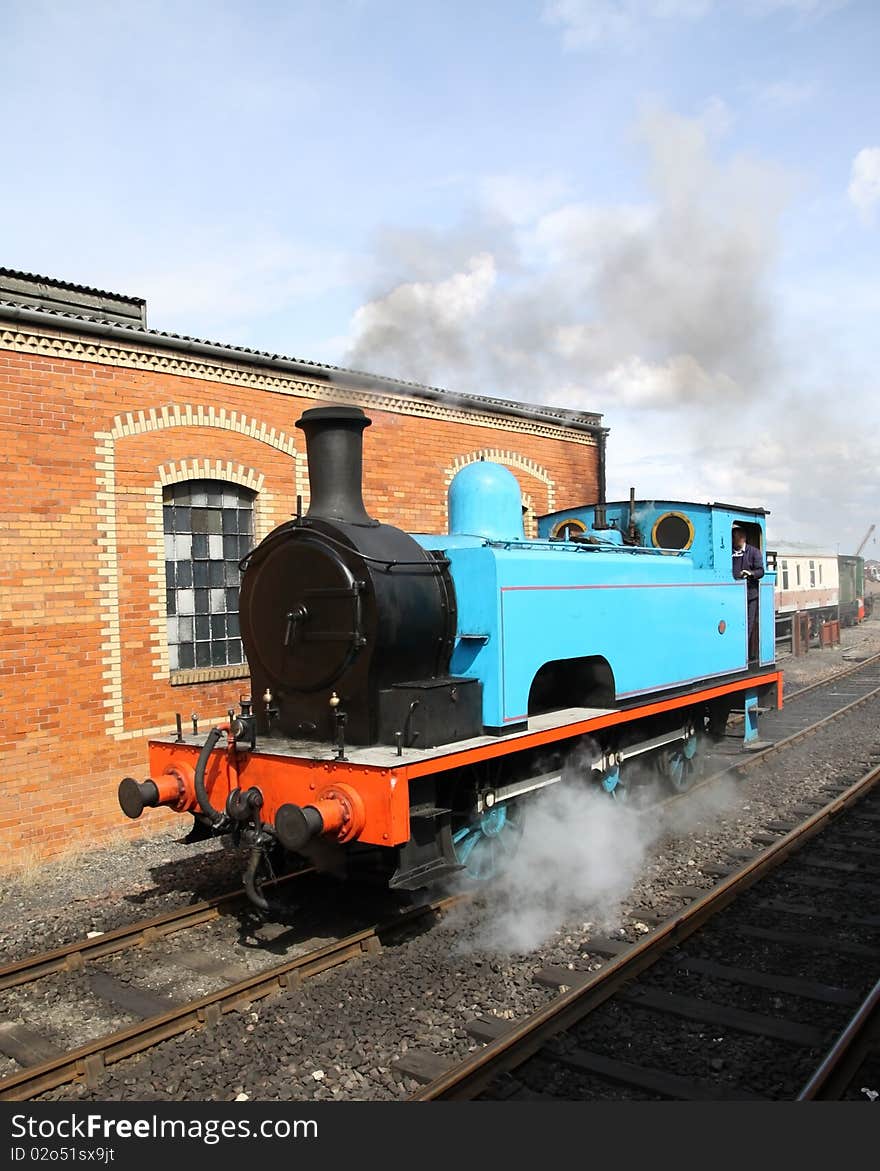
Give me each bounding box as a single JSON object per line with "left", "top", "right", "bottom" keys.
{"left": 468, "top": 780, "right": 661, "bottom": 954}
{"left": 464, "top": 767, "right": 744, "bottom": 956}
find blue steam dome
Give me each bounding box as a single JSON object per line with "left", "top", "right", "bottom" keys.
{"left": 448, "top": 461, "right": 525, "bottom": 541}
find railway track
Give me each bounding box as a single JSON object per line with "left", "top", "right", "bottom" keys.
{"left": 0, "top": 867, "right": 319, "bottom": 993}
{"left": 0, "top": 889, "right": 464, "bottom": 1101}
{"left": 4, "top": 654, "right": 880, "bottom": 1101}
{"left": 408, "top": 769, "right": 880, "bottom": 1100}
{"left": 782, "top": 648, "right": 880, "bottom": 704}
{"left": 691, "top": 652, "right": 880, "bottom": 793}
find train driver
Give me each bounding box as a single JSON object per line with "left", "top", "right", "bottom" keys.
{"left": 732, "top": 523, "right": 764, "bottom": 663}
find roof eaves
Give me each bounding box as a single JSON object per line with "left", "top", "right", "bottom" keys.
{"left": 0, "top": 300, "right": 604, "bottom": 432}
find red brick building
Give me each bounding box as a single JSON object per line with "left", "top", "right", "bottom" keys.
{"left": 0, "top": 268, "right": 605, "bottom": 870}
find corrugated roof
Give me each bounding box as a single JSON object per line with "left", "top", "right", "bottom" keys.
{"left": 0, "top": 267, "right": 146, "bottom": 305}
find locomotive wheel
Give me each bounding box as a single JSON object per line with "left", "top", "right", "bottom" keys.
{"left": 658, "top": 731, "right": 701, "bottom": 792}
{"left": 449, "top": 799, "right": 527, "bottom": 882}
{"left": 598, "top": 763, "right": 629, "bottom": 801}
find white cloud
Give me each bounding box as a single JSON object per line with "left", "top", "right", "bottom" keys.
{"left": 750, "top": 79, "right": 818, "bottom": 108}
{"left": 544, "top": 0, "right": 848, "bottom": 49}
{"left": 750, "top": 0, "right": 848, "bottom": 15}
{"left": 848, "top": 148, "right": 880, "bottom": 225}
{"left": 133, "top": 236, "right": 347, "bottom": 321}
{"left": 542, "top": 0, "right": 710, "bottom": 49}
{"left": 480, "top": 174, "right": 572, "bottom": 225}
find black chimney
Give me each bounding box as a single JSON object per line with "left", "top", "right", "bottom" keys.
{"left": 295, "top": 405, "right": 376, "bottom": 526}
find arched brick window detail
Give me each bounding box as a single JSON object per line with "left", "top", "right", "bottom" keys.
{"left": 164, "top": 480, "right": 255, "bottom": 671}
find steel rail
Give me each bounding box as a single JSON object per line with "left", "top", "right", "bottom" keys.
{"left": 783, "top": 649, "right": 880, "bottom": 702}
{"left": 796, "top": 975, "right": 880, "bottom": 1101}
{"left": 409, "top": 766, "right": 880, "bottom": 1100}
{"left": 0, "top": 867, "right": 314, "bottom": 992}
{"left": 0, "top": 892, "right": 465, "bottom": 1101}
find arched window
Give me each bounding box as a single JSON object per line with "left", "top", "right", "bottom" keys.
{"left": 164, "top": 480, "right": 255, "bottom": 671}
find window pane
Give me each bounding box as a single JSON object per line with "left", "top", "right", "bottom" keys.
{"left": 209, "top": 560, "right": 224, "bottom": 587}
{"left": 195, "top": 615, "right": 210, "bottom": 640}
{"left": 192, "top": 534, "right": 208, "bottom": 559}
{"left": 193, "top": 560, "right": 209, "bottom": 588}
{"left": 165, "top": 561, "right": 174, "bottom": 589}
{"left": 178, "top": 616, "right": 193, "bottom": 642}
{"left": 167, "top": 617, "right": 178, "bottom": 643}
{"left": 168, "top": 644, "right": 179, "bottom": 670}
{"left": 211, "top": 614, "right": 226, "bottom": 639}
{"left": 176, "top": 561, "right": 192, "bottom": 588}
{"left": 225, "top": 561, "right": 239, "bottom": 585}
{"left": 163, "top": 506, "right": 174, "bottom": 533}
{"left": 208, "top": 534, "right": 223, "bottom": 560}
{"left": 228, "top": 637, "right": 242, "bottom": 663}
{"left": 226, "top": 587, "right": 239, "bottom": 610}
{"left": 227, "top": 612, "right": 240, "bottom": 637}
{"left": 195, "top": 588, "right": 210, "bottom": 613}
{"left": 195, "top": 641, "right": 211, "bottom": 667}
{"left": 211, "top": 641, "right": 227, "bottom": 666}
{"left": 166, "top": 589, "right": 176, "bottom": 616}
{"left": 191, "top": 510, "right": 209, "bottom": 534}
{"left": 223, "top": 535, "right": 239, "bottom": 559}
{"left": 175, "top": 534, "right": 192, "bottom": 560}
{"left": 178, "top": 589, "right": 195, "bottom": 615}
{"left": 210, "top": 588, "right": 225, "bottom": 611}
{"left": 206, "top": 509, "right": 222, "bottom": 535}
{"left": 179, "top": 643, "right": 195, "bottom": 669}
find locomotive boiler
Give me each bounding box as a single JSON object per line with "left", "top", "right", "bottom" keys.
{"left": 119, "top": 404, "right": 783, "bottom": 908}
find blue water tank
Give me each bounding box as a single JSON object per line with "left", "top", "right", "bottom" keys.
{"left": 448, "top": 461, "right": 524, "bottom": 541}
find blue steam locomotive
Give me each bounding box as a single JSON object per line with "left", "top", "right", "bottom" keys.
{"left": 122, "top": 406, "right": 782, "bottom": 905}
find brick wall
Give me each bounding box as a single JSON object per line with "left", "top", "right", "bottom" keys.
{"left": 0, "top": 322, "right": 599, "bottom": 871}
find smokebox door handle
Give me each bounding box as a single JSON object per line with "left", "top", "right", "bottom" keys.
{"left": 284, "top": 605, "right": 309, "bottom": 647}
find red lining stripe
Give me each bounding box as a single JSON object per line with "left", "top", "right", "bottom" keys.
{"left": 501, "top": 582, "right": 741, "bottom": 592}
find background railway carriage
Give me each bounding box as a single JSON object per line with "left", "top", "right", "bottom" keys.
{"left": 120, "top": 406, "right": 782, "bottom": 907}
{"left": 774, "top": 546, "right": 840, "bottom": 638}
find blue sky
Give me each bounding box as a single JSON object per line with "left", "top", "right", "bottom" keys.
{"left": 2, "top": 0, "right": 878, "bottom": 555}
